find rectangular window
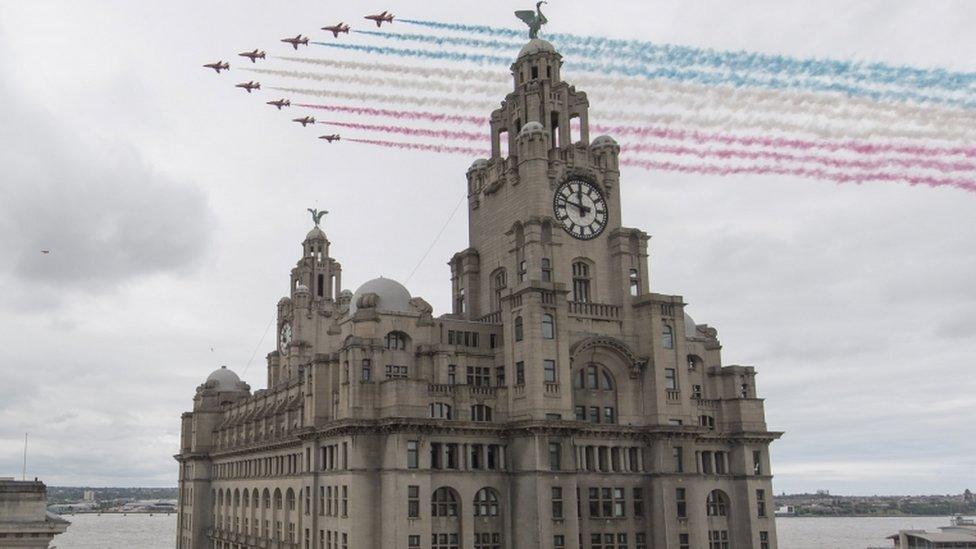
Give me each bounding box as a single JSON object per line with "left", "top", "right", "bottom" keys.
{"left": 574, "top": 406, "right": 586, "bottom": 421}
{"left": 406, "top": 440, "right": 418, "bottom": 469}
{"left": 757, "top": 489, "right": 767, "bottom": 517}
{"left": 551, "top": 486, "right": 563, "bottom": 519}
{"left": 629, "top": 268, "right": 639, "bottom": 296}
{"left": 679, "top": 533, "right": 690, "bottom": 549}
{"left": 715, "top": 451, "right": 727, "bottom": 474}
{"left": 588, "top": 487, "right": 600, "bottom": 517}
{"left": 518, "top": 260, "right": 526, "bottom": 282}
{"left": 665, "top": 368, "right": 677, "bottom": 390}
{"left": 385, "top": 365, "right": 407, "bottom": 379}
{"left": 544, "top": 359, "right": 557, "bottom": 383}
{"left": 447, "top": 330, "right": 455, "bottom": 345}
{"left": 676, "top": 487, "right": 687, "bottom": 519}
{"left": 753, "top": 450, "right": 763, "bottom": 475}
{"left": 549, "top": 442, "right": 561, "bottom": 471}
{"left": 708, "top": 530, "right": 729, "bottom": 549}
{"left": 516, "top": 361, "right": 525, "bottom": 385}
{"left": 446, "top": 443, "right": 458, "bottom": 469}
{"left": 430, "top": 443, "right": 442, "bottom": 469}
{"left": 701, "top": 451, "right": 714, "bottom": 474}
{"left": 408, "top": 535, "right": 420, "bottom": 548}
{"left": 361, "top": 359, "right": 371, "bottom": 381}
{"left": 466, "top": 366, "right": 491, "bottom": 386}
{"left": 447, "top": 364, "right": 456, "bottom": 385}
{"left": 489, "top": 333, "right": 497, "bottom": 348}
{"left": 636, "top": 533, "right": 647, "bottom": 549}
{"left": 541, "top": 258, "right": 552, "bottom": 282}
{"left": 407, "top": 485, "right": 419, "bottom": 518}
{"left": 612, "top": 487, "right": 625, "bottom": 517}
{"left": 633, "top": 487, "right": 644, "bottom": 517}
{"left": 487, "top": 444, "right": 498, "bottom": 470}
{"left": 553, "top": 534, "right": 565, "bottom": 549}
{"left": 604, "top": 407, "right": 615, "bottom": 424}
{"left": 495, "top": 366, "right": 505, "bottom": 387}
{"left": 692, "top": 384, "right": 702, "bottom": 399}
{"left": 760, "top": 531, "right": 770, "bottom": 549}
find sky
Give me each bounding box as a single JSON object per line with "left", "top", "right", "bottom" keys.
{"left": 0, "top": 0, "right": 973, "bottom": 495}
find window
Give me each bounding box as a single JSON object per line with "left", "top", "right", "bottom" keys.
{"left": 706, "top": 490, "right": 728, "bottom": 517}
{"left": 553, "top": 535, "right": 565, "bottom": 549}
{"left": 665, "top": 368, "right": 677, "bottom": 390}
{"left": 551, "top": 486, "right": 563, "bottom": 518}
{"left": 431, "top": 487, "right": 458, "bottom": 517}
{"left": 470, "top": 404, "right": 493, "bottom": 422}
{"left": 673, "top": 446, "right": 684, "bottom": 472}
{"left": 406, "top": 441, "right": 418, "bottom": 469}
{"left": 385, "top": 365, "right": 407, "bottom": 379}
{"left": 678, "top": 533, "right": 690, "bottom": 549}
{"left": 428, "top": 402, "right": 452, "bottom": 419}
{"left": 544, "top": 360, "right": 557, "bottom": 383}
{"left": 361, "top": 359, "right": 371, "bottom": 381}
{"left": 474, "top": 533, "right": 500, "bottom": 549}
{"left": 385, "top": 331, "right": 406, "bottom": 350}
{"left": 629, "top": 268, "right": 639, "bottom": 296}
{"left": 633, "top": 487, "right": 644, "bottom": 517}
{"left": 753, "top": 450, "right": 763, "bottom": 475}
{"left": 448, "top": 364, "right": 456, "bottom": 385}
{"left": 473, "top": 488, "right": 499, "bottom": 517}
{"left": 612, "top": 487, "right": 625, "bottom": 517}
{"left": 495, "top": 366, "right": 505, "bottom": 387}
{"left": 489, "top": 333, "right": 497, "bottom": 348}
{"left": 741, "top": 383, "right": 750, "bottom": 398}
{"left": 516, "top": 361, "right": 525, "bottom": 385}
{"left": 467, "top": 366, "right": 491, "bottom": 386}
{"left": 757, "top": 489, "right": 767, "bottom": 517}
{"left": 541, "top": 258, "right": 552, "bottom": 282}
{"left": 514, "top": 316, "right": 523, "bottom": 342}
{"left": 692, "top": 384, "right": 702, "bottom": 399}
{"left": 700, "top": 415, "right": 716, "bottom": 430}
{"left": 636, "top": 533, "right": 647, "bottom": 549}
{"left": 669, "top": 419, "right": 683, "bottom": 426}
{"left": 408, "top": 535, "right": 420, "bottom": 548}
{"left": 456, "top": 287, "right": 465, "bottom": 314}
{"left": 604, "top": 407, "right": 615, "bottom": 424}
{"left": 676, "top": 487, "right": 687, "bottom": 518}
{"left": 760, "top": 531, "right": 770, "bottom": 549}
{"left": 549, "top": 442, "right": 561, "bottom": 471}
{"left": 662, "top": 325, "right": 674, "bottom": 348}
{"left": 687, "top": 355, "right": 700, "bottom": 369}
{"left": 518, "top": 260, "right": 527, "bottom": 282}
{"left": 541, "top": 314, "right": 555, "bottom": 339}
{"left": 430, "top": 443, "right": 442, "bottom": 469}
{"left": 572, "top": 261, "right": 591, "bottom": 302}
{"left": 708, "top": 530, "right": 729, "bottom": 549}
{"left": 432, "top": 533, "right": 459, "bottom": 549}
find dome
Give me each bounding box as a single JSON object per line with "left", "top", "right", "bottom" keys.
{"left": 518, "top": 38, "right": 556, "bottom": 58}
{"left": 468, "top": 159, "right": 489, "bottom": 171}
{"left": 520, "top": 121, "right": 545, "bottom": 135}
{"left": 349, "top": 277, "right": 412, "bottom": 315}
{"left": 592, "top": 135, "right": 618, "bottom": 148}
{"left": 206, "top": 366, "right": 244, "bottom": 392}
{"left": 306, "top": 226, "right": 327, "bottom": 241}
{"left": 684, "top": 311, "right": 698, "bottom": 339}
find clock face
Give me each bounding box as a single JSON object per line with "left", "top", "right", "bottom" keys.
{"left": 279, "top": 322, "right": 293, "bottom": 356}
{"left": 553, "top": 179, "right": 608, "bottom": 240}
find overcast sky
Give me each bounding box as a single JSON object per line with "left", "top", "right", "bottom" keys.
{"left": 0, "top": 0, "right": 973, "bottom": 495}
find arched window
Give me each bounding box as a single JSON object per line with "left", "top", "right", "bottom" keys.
{"left": 473, "top": 488, "right": 500, "bottom": 517}
{"left": 572, "top": 261, "right": 591, "bottom": 302}
{"left": 541, "top": 313, "right": 555, "bottom": 339}
{"left": 243, "top": 490, "right": 249, "bottom": 507}
{"left": 662, "top": 325, "right": 674, "bottom": 349}
{"left": 706, "top": 490, "right": 729, "bottom": 517}
{"left": 263, "top": 488, "right": 271, "bottom": 509}
{"left": 541, "top": 258, "right": 552, "bottom": 282}
{"left": 687, "top": 355, "right": 702, "bottom": 370}
{"left": 428, "top": 402, "right": 453, "bottom": 419}
{"left": 470, "top": 404, "right": 493, "bottom": 422}
{"left": 286, "top": 488, "right": 296, "bottom": 511}
{"left": 385, "top": 331, "right": 407, "bottom": 350}
{"left": 274, "top": 488, "right": 282, "bottom": 510}
{"left": 432, "top": 487, "right": 459, "bottom": 517}
{"left": 514, "top": 316, "right": 523, "bottom": 342}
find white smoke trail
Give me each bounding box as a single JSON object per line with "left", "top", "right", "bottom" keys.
{"left": 268, "top": 87, "right": 494, "bottom": 111}
{"left": 246, "top": 68, "right": 507, "bottom": 97}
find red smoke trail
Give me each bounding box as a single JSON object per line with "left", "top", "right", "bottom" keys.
{"left": 619, "top": 143, "right": 976, "bottom": 173}
{"left": 296, "top": 103, "right": 487, "bottom": 125}
{"left": 619, "top": 158, "right": 976, "bottom": 192}
{"left": 321, "top": 121, "right": 486, "bottom": 142}
{"left": 347, "top": 138, "right": 491, "bottom": 157}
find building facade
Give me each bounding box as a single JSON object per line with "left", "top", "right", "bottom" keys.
{"left": 175, "top": 39, "right": 781, "bottom": 549}
{"left": 0, "top": 478, "right": 70, "bottom": 548}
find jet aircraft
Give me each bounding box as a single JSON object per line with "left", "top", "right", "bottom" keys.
{"left": 236, "top": 81, "right": 261, "bottom": 93}
{"left": 238, "top": 49, "right": 266, "bottom": 63}
{"left": 281, "top": 34, "right": 309, "bottom": 50}
{"left": 319, "top": 134, "right": 341, "bottom": 143}
{"left": 322, "top": 22, "right": 351, "bottom": 37}
{"left": 203, "top": 61, "right": 230, "bottom": 73}
{"left": 364, "top": 11, "right": 394, "bottom": 27}
{"left": 266, "top": 99, "right": 291, "bottom": 110}
{"left": 293, "top": 116, "right": 316, "bottom": 127}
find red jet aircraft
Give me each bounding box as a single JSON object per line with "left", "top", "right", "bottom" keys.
{"left": 281, "top": 34, "right": 309, "bottom": 50}
{"left": 322, "top": 22, "right": 351, "bottom": 37}
{"left": 203, "top": 61, "right": 230, "bottom": 73}
{"left": 235, "top": 81, "right": 261, "bottom": 93}
{"left": 364, "top": 11, "right": 394, "bottom": 27}
{"left": 266, "top": 99, "right": 291, "bottom": 110}
{"left": 238, "top": 49, "right": 266, "bottom": 63}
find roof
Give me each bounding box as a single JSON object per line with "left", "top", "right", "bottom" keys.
{"left": 349, "top": 277, "right": 413, "bottom": 315}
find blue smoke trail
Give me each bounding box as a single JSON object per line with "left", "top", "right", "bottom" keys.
{"left": 313, "top": 42, "right": 976, "bottom": 109}
{"left": 398, "top": 19, "right": 976, "bottom": 94}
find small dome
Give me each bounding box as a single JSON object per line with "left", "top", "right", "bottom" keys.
{"left": 306, "top": 226, "right": 327, "bottom": 241}
{"left": 349, "top": 277, "right": 412, "bottom": 315}
{"left": 468, "top": 159, "right": 489, "bottom": 171}
{"left": 518, "top": 38, "right": 556, "bottom": 58}
{"left": 684, "top": 311, "right": 698, "bottom": 339}
{"left": 592, "top": 135, "right": 618, "bottom": 148}
{"left": 520, "top": 121, "right": 545, "bottom": 135}
{"left": 206, "top": 366, "right": 245, "bottom": 392}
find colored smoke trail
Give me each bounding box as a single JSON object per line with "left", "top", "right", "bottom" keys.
{"left": 347, "top": 138, "right": 491, "bottom": 157}
{"left": 617, "top": 143, "right": 976, "bottom": 174}
{"left": 399, "top": 19, "right": 976, "bottom": 95}
{"left": 313, "top": 42, "right": 976, "bottom": 109}
{"left": 276, "top": 57, "right": 976, "bottom": 133}
{"left": 244, "top": 67, "right": 506, "bottom": 97}
{"left": 618, "top": 159, "right": 976, "bottom": 193}
{"left": 295, "top": 103, "right": 488, "bottom": 125}
{"left": 320, "top": 121, "right": 486, "bottom": 142}
{"left": 268, "top": 86, "right": 493, "bottom": 111}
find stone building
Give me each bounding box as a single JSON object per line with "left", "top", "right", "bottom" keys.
{"left": 0, "top": 478, "right": 70, "bottom": 548}
{"left": 175, "top": 38, "right": 781, "bottom": 549}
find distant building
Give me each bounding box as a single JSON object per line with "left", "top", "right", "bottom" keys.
{"left": 83, "top": 490, "right": 95, "bottom": 503}
{"left": 887, "top": 516, "right": 976, "bottom": 548}
{"left": 175, "top": 38, "right": 782, "bottom": 549}
{"left": 0, "top": 478, "right": 69, "bottom": 548}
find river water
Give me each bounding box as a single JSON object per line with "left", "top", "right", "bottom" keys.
{"left": 52, "top": 514, "right": 973, "bottom": 548}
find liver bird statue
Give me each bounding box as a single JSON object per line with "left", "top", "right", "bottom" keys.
{"left": 307, "top": 208, "right": 328, "bottom": 227}
{"left": 515, "top": 1, "right": 548, "bottom": 39}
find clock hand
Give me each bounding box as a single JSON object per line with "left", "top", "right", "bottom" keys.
{"left": 567, "top": 199, "right": 591, "bottom": 215}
